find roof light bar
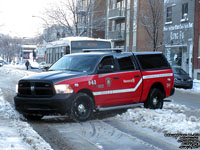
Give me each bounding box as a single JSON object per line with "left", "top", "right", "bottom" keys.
{"left": 82, "top": 48, "right": 123, "bottom": 53}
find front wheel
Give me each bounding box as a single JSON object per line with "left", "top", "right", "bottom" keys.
{"left": 70, "top": 93, "right": 94, "bottom": 122}
{"left": 144, "top": 88, "right": 164, "bottom": 109}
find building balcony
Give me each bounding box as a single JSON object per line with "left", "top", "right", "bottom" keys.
{"left": 108, "top": 30, "right": 125, "bottom": 41}
{"left": 108, "top": 8, "right": 125, "bottom": 20}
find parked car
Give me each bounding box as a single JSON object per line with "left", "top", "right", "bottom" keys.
{"left": 172, "top": 66, "right": 193, "bottom": 89}
{"left": 30, "top": 61, "right": 39, "bottom": 69}
{"left": 39, "top": 62, "right": 46, "bottom": 70}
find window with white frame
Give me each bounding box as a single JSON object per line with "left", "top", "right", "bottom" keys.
{"left": 166, "top": 6, "right": 172, "bottom": 22}
{"left": 182, "top": 3, "right": 188, "bottom": 20}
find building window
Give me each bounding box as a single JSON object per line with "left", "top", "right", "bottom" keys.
{"left": 117, "top": 1, "right": 120, "bottom": 8}
{"left": 182, "top": 3, "right": 188, "bottom": 20}
{"left": 116, "top": 23, "right": 120, "bottom": 31}
{"left": 109, "top": 0, "right": 115, "bottom": 9}
{"left": 82, "top": 0, "right": 87, "bottom": 9}
{"left": 115, "top": 22, "right": 125, "bottom": 31}
{"left": 122, "top": 0, "right": 125, "bottom": 8}
{"left": 166, "top": 6, "right": 172, "bottom": 22}
{"left": 121, "top": 22, "right": 125, "bottom": 31}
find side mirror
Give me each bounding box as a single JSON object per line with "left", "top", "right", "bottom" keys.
{"left": 97, "top": 65, "right": 114, "bottom": 74}
{"left": 43, "top": 66, "right": 50, "bottom": 71}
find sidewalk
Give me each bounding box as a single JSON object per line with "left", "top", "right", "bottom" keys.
{"left": 0, "top": 114, "right": 32, "bottom": 150}
{"left": 0, "top": 89, "right": 52, "bottom": 150}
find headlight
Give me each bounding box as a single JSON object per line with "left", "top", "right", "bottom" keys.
{"left": 54, "top": 84, "right": 74, "bottom": 94}
{"left": 174, "top": 78, "right": 178, "bottom": 81}
{"left": 16, "top": 84, "right": 18, "bottom": 93}
{"left": 174, "top": 78, "right": 181, "bottom": 81}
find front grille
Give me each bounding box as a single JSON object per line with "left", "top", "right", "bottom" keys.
{"left": 18, "top": 80, "right": 55, "bottom": 97}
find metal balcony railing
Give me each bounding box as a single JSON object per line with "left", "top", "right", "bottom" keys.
{"left": 108, "top": 8, "right": 125, "bottom": 20}
{"left": 108, "top": 31, "right": 125, "bottom": 41}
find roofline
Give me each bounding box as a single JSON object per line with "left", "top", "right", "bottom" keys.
{"left": 46, "top": 36, "right": 111, "bottom": 48}
{"left": 21, "top": 45, "right": 37, "bottom": 49}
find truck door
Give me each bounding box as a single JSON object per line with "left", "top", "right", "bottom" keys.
{"left": 93, "top": 55, "right": 142, "bottom": 107}
{"left": 115, "top": 56, "right": 142, "bottom": 104}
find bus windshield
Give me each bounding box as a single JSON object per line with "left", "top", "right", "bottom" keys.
{"left": 49, "top": 55, "right": 100, "bottom": 72}
{"left": 71, "top": 41, "right": 111, "bottom": 53}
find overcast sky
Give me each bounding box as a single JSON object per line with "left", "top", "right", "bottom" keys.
{"left": 0, "top": 0, "right": 58, "bottom": 38}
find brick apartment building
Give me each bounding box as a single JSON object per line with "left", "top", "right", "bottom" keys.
{"left": 105, "top": 0, "right": 164, "bottom": 52}
{"left": 163, "top": 0, "right": 200, "bottom": 79}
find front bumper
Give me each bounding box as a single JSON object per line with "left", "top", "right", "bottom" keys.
{"left": 14, "top": 93, "right": 75, "bottom": 115}
{"left": 174, "top": 80, "right": 193, "bottom": 89}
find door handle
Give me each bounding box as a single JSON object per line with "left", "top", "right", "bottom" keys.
{"left": 134, "top": 75, "right": 140, "bottom": 78}
{"left": 113, "top": 77, "right": 119, "bottom": 79}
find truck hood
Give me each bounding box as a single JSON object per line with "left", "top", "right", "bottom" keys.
{"left": 22, "top": 71, "right": 88, "bottom": 83}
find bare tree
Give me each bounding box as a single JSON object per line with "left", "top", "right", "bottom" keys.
{"left": 139, "top": 0, "right": 163, "bottom": 51}
{"left": 0, "top": 34, "right": 22, "bottom": 62}
{"left": 43, "top": 0, "right": 106, "bottom": 38}
{"left": 43, "top": 0, "right": 77, "bottom": 36}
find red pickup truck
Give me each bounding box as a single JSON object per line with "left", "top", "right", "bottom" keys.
{"left": 14, "top": 50, "right": 174, "bottom": 121}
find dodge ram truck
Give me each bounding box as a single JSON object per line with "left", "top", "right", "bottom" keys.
{"left": 14, "top": 50, "right": 175, "bottom": 121}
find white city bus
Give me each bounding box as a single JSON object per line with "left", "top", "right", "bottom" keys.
{"left": 45, "top": 37, "right": 111, "bottom": 66}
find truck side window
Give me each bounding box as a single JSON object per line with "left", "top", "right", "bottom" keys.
{"left": 98, "top": 56, "right": 115, "bottom": 73}
{"left": 136, "top": 54, "right": 170, "bottom": 70}
{"left": 117, "top": 56, "right": 135, "bottom": 71}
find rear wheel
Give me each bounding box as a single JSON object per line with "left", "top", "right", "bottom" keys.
{"left": 70, "top": 93, "right": 94, "bottom": 122}
{"left": 23, "top": 114, "right": 43, "bottom": 121}
{"left": 144, "top": 88, "right": 164, "bottom": 109}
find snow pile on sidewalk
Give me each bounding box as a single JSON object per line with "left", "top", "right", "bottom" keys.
{"left": 0, "top": 89, "right": 53, "bottom": 150}
{"left": 2, "top": 64, "right": 36, "bottom": 77}
{"left": 116, "top": 103, "right": 200, "bottom": 134}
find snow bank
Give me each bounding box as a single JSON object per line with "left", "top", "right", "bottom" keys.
{"left": 1, "top": 64, "right": 36, "bottom": 77}
{"left": 0, "top": 89, "right": 53, "bottom": 150}
{"left": 116, "top": 103, "right": 200, "bottom": 134}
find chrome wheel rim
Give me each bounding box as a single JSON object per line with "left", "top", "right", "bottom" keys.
{"left": 78, "top": 104, "right": 86, "bottom": 114}
{"left": 153, "top": 97, "right": 158, "bottom": 105}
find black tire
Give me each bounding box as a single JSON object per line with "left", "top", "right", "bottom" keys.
{"left": 144, "top": 88, "right": 164, "bottom": 109}
{"left": 23, "top": 114, "right": 43, "bottom": 121}
{"left": 70, "top": 93, "right": 94, "bottom": 122}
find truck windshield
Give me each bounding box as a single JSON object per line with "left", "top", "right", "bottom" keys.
{"left": 49, "top": 55, "right": 99, "bottom": 72}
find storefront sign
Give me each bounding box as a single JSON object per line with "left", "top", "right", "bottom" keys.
{"left": 163, "top": 22, "right": 193, "bottom": 32}
{"left": 170, "top": 31, "right": 184, "bottom": 40}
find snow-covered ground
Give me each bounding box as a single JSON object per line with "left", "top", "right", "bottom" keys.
{"left": 0, "top": 64, "right": 200, "bottom": 150}
{"left": 115, "top": 76, "right": 200, "bottom": 134}
{"left": 116, "top": 103, "right": 200, "bottom": 134}
{"left": 0, "top": 65, "right": 52, "bottom": 150}
{"left": 0, "top": 89, "right": 52, "bottom": 150}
